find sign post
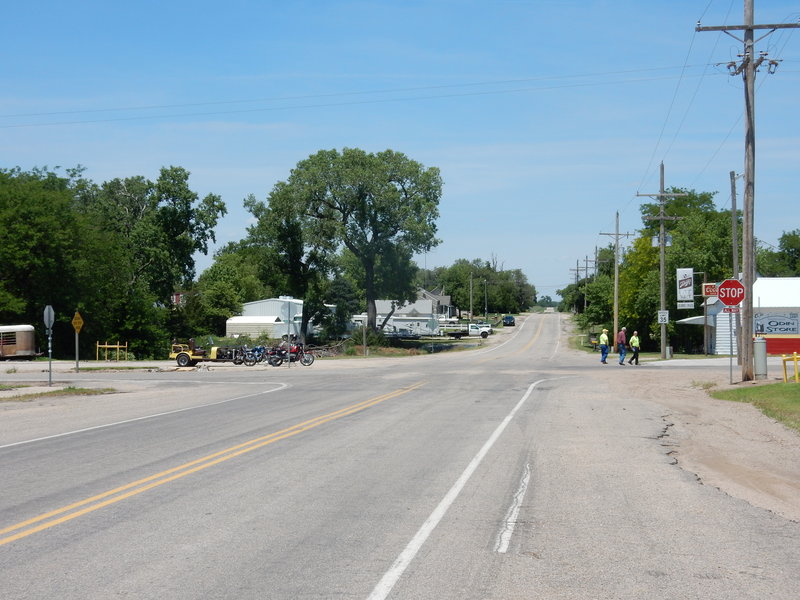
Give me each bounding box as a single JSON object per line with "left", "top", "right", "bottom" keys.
{"left": 72, "top": 310, "right": 84, "bottom": 372}
{"left": 43, "top": 305, "right": 54, "bottom": 387}
{"left": 717, "top": 279, "right": 746, "bottom": 384}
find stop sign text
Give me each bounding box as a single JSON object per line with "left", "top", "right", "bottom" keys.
{"left": 717, "top": 279, "right": 745, "bottom": 306}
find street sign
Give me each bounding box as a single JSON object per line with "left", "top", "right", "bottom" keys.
{"left": 723, "top": 307, "right": 740, "bottom": 313}
{"left": 657, "top": 310, "right": 669, "bottom": 324}
{"left": 717, "top": 278, "right": 745, "bottom": 306}
{"left": 703, "top": 283, "right": 718, "bottom": 297}
{"left": 72, "top": 311, "right": 84, "bottom": 334}
{"left": 43, "top": 305, "right": 54, "bottom": 330}
{"left": 677, "top": 302, "right": 694, "bottom": 309}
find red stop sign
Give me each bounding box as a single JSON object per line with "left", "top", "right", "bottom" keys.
{"left": 717, "top": 279, "right": 745, "bottom": 306}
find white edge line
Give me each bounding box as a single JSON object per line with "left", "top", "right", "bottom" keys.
{"left": 367, "top": 379, "right": 544, "bottom": 600}
{"left": 0, "top": 383, "right": 289, "bottom": 450}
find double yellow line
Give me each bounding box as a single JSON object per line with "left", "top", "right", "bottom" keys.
{"left": 1, "top": 381, "right": 426, "bottom": 546}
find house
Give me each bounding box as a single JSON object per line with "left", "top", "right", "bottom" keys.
{"left": 350, "top": 289, "right": 452, "bottom": 336}
{"left": 373, "top": 297, "right": 439, "bottom": 336}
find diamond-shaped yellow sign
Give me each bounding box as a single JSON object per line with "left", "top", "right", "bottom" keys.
{"left": 72, "top": 311, "right": 84, "bottom": 334}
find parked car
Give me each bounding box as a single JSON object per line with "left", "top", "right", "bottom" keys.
{"left": 503, "top": 315, "right": 516, "bottom": 326}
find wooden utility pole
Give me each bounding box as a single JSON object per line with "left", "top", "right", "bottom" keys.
{"left": 697, "top": 1, "right": 799, "bottom": 380}
{"left": 600, "top": 212, "right": 633, "bottom": 351}
{"left": 730, "top": 170, "right": 742, "bottom": 365}
{"left": 569, "top": 261, "right": 580, "bottom": 313}
{"left": 638, "top": 163, "right": 686, "bottom": 360}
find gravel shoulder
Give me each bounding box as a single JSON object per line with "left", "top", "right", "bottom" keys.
{"left": 562, "top": 317, "right": 800, "bottom": 522}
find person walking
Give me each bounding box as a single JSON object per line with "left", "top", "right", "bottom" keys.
{"left": 599, "top": 329, "right": 609, "bottom": 364}
{"left": 627, "top": 330, "right": 640, "bottom": 365}
{"left": 617, "top": 327, "right": 627, "bottom": 365}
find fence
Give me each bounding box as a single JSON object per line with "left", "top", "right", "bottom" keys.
{"left": 96, "top": 341, "right": 128, "bottom": 361}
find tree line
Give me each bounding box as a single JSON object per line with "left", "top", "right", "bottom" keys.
{"left": 0, "top": 149, "right": 536, "bottom": 359}
{"left": 558, "top": 188, "right": 800, "bottom": 353}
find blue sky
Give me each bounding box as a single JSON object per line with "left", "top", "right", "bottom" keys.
{"left": 2, "top": 1, "right": 798, "bottom": 300}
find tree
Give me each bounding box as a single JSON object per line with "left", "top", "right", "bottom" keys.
{"left": 185, "top": 247, "right": 270, "bottom": 335}
{"left": 619, "top": 190, "right": 736, "bottom": 352}
{"left": 275, "top": 148, "right": 442, "bottom": 330}
{"left": 758, "top": 229, "right": 800, "bottom": 276}
{"left": 82, "top": 167, "right": 226, "bottom": 356}
{"left": 243, "top": 185, "right": 338, "bottom": 339}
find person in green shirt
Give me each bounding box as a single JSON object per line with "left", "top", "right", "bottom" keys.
{"left": 627, "top": 330, "right": 641, "bottom": 365}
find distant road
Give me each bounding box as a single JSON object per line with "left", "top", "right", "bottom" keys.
{"left": 2, "top": 313, "right": 798, "bottom": 599}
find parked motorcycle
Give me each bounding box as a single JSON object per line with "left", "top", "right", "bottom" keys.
{"left": 250, "top": 344, "right": 268, "bottom": 363}
{"left": 267, "top": 341, "right": 314, "bottom": 366}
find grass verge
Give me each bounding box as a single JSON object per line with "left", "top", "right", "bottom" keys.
{"left": 709, "top": 383, "right": 800, "bottom": 433}
{"left": 1, "top": 386, "right": 116, "bottom": 402}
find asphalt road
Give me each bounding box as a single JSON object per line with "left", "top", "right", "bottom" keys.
{"left": 1, "top": 314, "right": 798, "bottom": 599}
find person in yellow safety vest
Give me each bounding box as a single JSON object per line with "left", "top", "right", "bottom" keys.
{"left": 599, "top": 329, "right": 609, "bottom": 364}
{"left": 627, "top": 331, "right": 641, "bottom": 365}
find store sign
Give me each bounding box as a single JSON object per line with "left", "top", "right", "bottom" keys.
{"left": 677, "top": 268, "right": 693, "bottom": 301}
{"left": 754, "top": 312, "right": 799, "bottom": 335}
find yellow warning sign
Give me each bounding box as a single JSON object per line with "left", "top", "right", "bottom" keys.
{"left": 72, "top": 311, "right": 84, "bottom": 334}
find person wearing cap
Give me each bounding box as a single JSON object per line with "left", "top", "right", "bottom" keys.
{"left": 617, "top": 327, "right": 628, "bottom": 365}
{"left": 628, "top": 330, "right": 641, "bottom": 365}
{"left": 599, "top": 328, "right": 609, "bottom": 364}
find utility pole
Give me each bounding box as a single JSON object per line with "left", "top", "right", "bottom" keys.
{"left": 582, "top": 255, "right": 598, "bottom": 311}
{"left": 569, "top": 261, "right": 581, "bottom": 314}
{"left": 600, "top": 212, "right": 633, "bottom": 351}
{"left": 638, "top": 163, "right": 686, "bottom": 360}
{"left": 594, "top": 246, "right": 610, "bottom": 278}
{"left": 730, "top": 170, "right": 742, "bottom": 365}
{"left": 697, "top": 1, "right": 799, "bottom": 380}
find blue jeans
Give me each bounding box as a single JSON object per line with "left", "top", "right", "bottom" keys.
{"left": 600, "top": 345, "right": 609, "bottom": 363}
{"left": 618, "top": 344, "right": 627, "bottom": 364}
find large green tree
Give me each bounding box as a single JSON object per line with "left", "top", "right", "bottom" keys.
{"left": 92, "top": 167, "right": 227, "bottom": 302}
{"left": 272, "top": 148, "right": 442, "bottom": 330}
{"left": 243, "top": 185, "right": 338, "bottom": 338}
{"left": 0, "top": 168, "right": 87, "bottom": 342}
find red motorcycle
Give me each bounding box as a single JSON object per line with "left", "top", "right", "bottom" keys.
{"left": 267, "top": 341, "right": 315, "bottom": 366}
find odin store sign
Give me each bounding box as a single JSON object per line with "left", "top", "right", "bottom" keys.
{"left": 754, "top": 312, "right": 799, "bottom": 335}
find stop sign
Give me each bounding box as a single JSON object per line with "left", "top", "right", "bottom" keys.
{"left": 717, "top": 279, "right": 745, "bottom": 306}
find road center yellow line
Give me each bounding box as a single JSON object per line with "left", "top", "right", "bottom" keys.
{"left": 0, "top": 381, "right": 427, "bottom": 546}
{"left": 475, "top": 315, "right": 545, "bottom": 363}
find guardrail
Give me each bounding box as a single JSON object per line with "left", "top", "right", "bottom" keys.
{"left": 782, "top": 352, "right": 799, "bottom": 383}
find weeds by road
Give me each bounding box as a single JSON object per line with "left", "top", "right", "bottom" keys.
{"left": 709, "top": 383, "right": 800, "bottom": 433}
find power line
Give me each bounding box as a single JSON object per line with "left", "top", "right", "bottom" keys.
{"left": 0, "top": 69, "right": 729, "bottom": 130}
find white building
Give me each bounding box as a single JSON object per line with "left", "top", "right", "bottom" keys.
{"left": 225, "top": 296, "right": 306, "bottom": 339}
{"left": 677, "top": 277, "right": 800, "bottom": 355}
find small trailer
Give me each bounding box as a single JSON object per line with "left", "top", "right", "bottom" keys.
{"left": 0, "top": 325, "right": 37, "bottom": 360}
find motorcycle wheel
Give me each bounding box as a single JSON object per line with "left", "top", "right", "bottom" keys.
{"left": 300, "top": 352, "right": 315, "bottom": 366}
{"left": 268, "top": 356, "right": 283, "bottom": 367}
{"left": 233, "top": 356, "right": 244, "bottom": 365}
{"left": 244, "top": 352, "right": 257, "bottom": 367}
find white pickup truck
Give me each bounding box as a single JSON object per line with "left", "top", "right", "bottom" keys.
{"left": 439, "top": 323, "right": 493, "bottom": 339}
